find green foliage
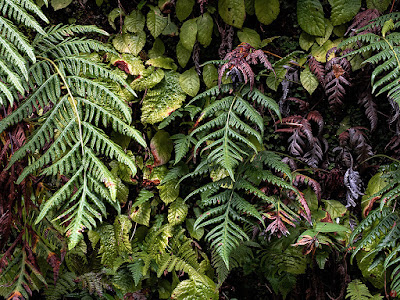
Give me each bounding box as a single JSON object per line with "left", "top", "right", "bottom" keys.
{"left": 346, "top": 280, "right": 382, "bottom": 300}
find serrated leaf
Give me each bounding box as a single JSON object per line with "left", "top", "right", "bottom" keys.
{"left": 150, "top": 130, "right": 173, "bottom": 167}
{"left": 177, "top": 40, "right": 192, "bottom": 68}
{"left": 315, "top": 19, "right": 333, "bottom": 46}
{"left": 254, "top": 0, "right": 279, "bottom": 25}
{"left": 237, "top": 27, "right": 261, "bottom": 49}
{"left": 158, "top": 179, "right": 180, "bottom": 204}
{"left": 299, "top": 32, "right": 315, "bottom": 51}
{"left": 197, "top": 13, "right": 213, "bottom": 47}
{"left": 218, "top": 0, "right": 246, "bottom": 28}
{"left": 203, "top": 64, "right": 218, "bottom": 88}
{"left": 147, "top": 6, "right": 168, "bottom": 38}
{"left": 179, "top": 68, "right": 200, "bottom": 97}
{"left": 176, "top": 0, "right": 195, "bottom": 21}
{"left": 300, "top": 66, "right": 319, "bottom": 94}
{"left": 130, "top": 202, "right": 151, "bottom": 226}
{"left": 297, "top": 0, "right": 325, "bottom": 36}
{"left": 180, "top": 18, "right": 198, "bottom": 51}
{"left": 322, "top": 200, "right": 347, "bottom": 219}
{"left": 168, "top": 198, "right": 188, "bottom": 225}
{"left": 366, "top": 0, "right": 391, "bottom": 12}
{"left": 141, "top": 71, "right": 186, "bottom": 124}
{"left": 146, "top": 56, "right": 177, "bottom": 70}
{"left": 112, "top": 32, "right": 146, "bottom": 56}
{"left": 329, "top": 0, "right": 361, "bottom": 26}
{"left": 124, "top": 10, "right": 145, "bottom": 33}
{"left": 51, "top": 0, "right": 73, "bottom": 10}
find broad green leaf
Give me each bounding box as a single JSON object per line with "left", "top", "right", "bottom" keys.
{"left": 124, "top": 10, "right": 145, "bottom": 33}
{"left": 180, "top": 18, "right": 198, "bottom": 51}
{"left": 51, "top": 0, "right": 73, "bottom": 10}
{"left": 314, "top": 222, "right": 349, "bottom": 233}
{"left": 162, "top": 17, "right": 179, "bottom": 36}
{"left": 179, "top": 68, "right": 200, "bottom": 97}
{"left": 146, "top": 56, "right": 177, "bottom": 70}
{"left": 203, "top": 64, "right": 218, "bottom": 88}
{"left": 168, "top": 198, "right": 188, "bottom": 225}
{"left": 197, "top": 13, "right": 213, "bottom": 47}
{"left": 158, "top": 179, "right": 180, "bottom": 204}
{"left": 333, "top": 24, "right": 347, "bottom": 37}
{"left": 218, "top": 0, "right": 246, "bottom": 28}
{"left": 322, "top": 200, "right": 347, "bottom": 219}
{"left": 315, "top": 19, "right": 333, "bottom": 46}
{"left": 237, "top": 27, "right": 261, "bottom": 49}
{"left": 297, "top": 0, "right": 325, "bottom": 36}
{"left": 177, "top": 40, "right": 192, "bottom": 68}
{"left": 149, "top": 38, "right": 166, "bottom": 58}
{"left": 141, "top": 71, "right": 186, "bottom": 124}
{"left": 329, "top": 0, "right": 361, "bottom": 26}
{"left": 300, "top": 66, "right": 319, "bottom": 94}
{"left": 176, "top": 0, "right": 195, "bottom": 21}
{"left": 361, "top": 172, "right": 388, "bottom": 216}
{"left": 109, "top": 54, "right": 145, "bottom": 75}
{"left": 260, "top": 36, "right": 280, "bottom": 48}
{"left": 150, "top": 130, "right": 173, "bottom": 167}
{"left": 255, "top": 0, "right": 279, "bottom": 25}
{"left": 112, "top": 32, "right": 146, "bottom": 56}
{"left": 366, "top": 0, "right": 391, "bottom": 12}
{"left": 299, "top": 32, "right": 315, "bottom": 51}
{"left": 147, "top": 6, "right": 168, "bottom": 38}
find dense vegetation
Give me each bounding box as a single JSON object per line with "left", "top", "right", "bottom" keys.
{"left": 3, "top": 0, "right": 400, "bottom": 299}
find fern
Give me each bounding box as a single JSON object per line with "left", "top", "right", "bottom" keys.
{"left": 185, "top": 151, "right": 296, "bottom": 269}
{"left": 0, "top": 25, "right": 146, "bottom": 249}
{"left": 340, "top": 15, "right": 400, "bottom": 106}
{"left": 346, "top": 280, "right": 382, "bottom": 300}
{"left": 190, "top": 84, "right": 280, "bottom": 180}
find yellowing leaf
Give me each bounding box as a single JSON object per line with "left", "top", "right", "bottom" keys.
{"left": 255, "top": 0, "right": 279, "bottom": 25}
{"left": 219, "top": 0, "right": 246, "bottom": 28}
{"left": 168, "top": 198, "right": 188, "bottom": 225}
{"left": 51, "top": 0, "right": 73, "bottom": 10}
{"left": 300, "top": 66, "right": 319, "bottom": 95}
{"left": 146, "top": 56, "right": 177, "bottom": 70}
{"left": 180, "top": 18, "right": 198, "bottom": 51}
{"left": 112, "top": 32, "right": 146, "bottom": 56}
{"left": 109, "top": 54, "right": 145, "bottom": 75}
{"left": 131, "top": 67, "right": 165, "bottom": 91}
{"left": 322, "top": 199, "right": 347, "bottom": 219}
{"left": 297, "top": 0, "right": 325, "bottom": 36}
{"left": 150, "top": 130, "right": 173, "bottom": 167}
{"left": 179, "top": 68, "right": 200, "bottom": 97}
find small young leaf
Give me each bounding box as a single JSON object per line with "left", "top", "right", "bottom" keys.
{"left": 300, "top": 66, "right": 319, "bottom": 95}
{"left": 297, "top": 0, "right": 325, "bottom": 36}
{"left": 254, "top": 0, "right": 279, "bottom": 25}
{"left": 51, "top": 0, "right": 73, "bottom": 10}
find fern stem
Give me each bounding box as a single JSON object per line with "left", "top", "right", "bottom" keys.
{"left": 382, "top": 37, "right": 400, "bottom": 84}
{"left": 37, "top": 56, "right": 85, "bottom": 155}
